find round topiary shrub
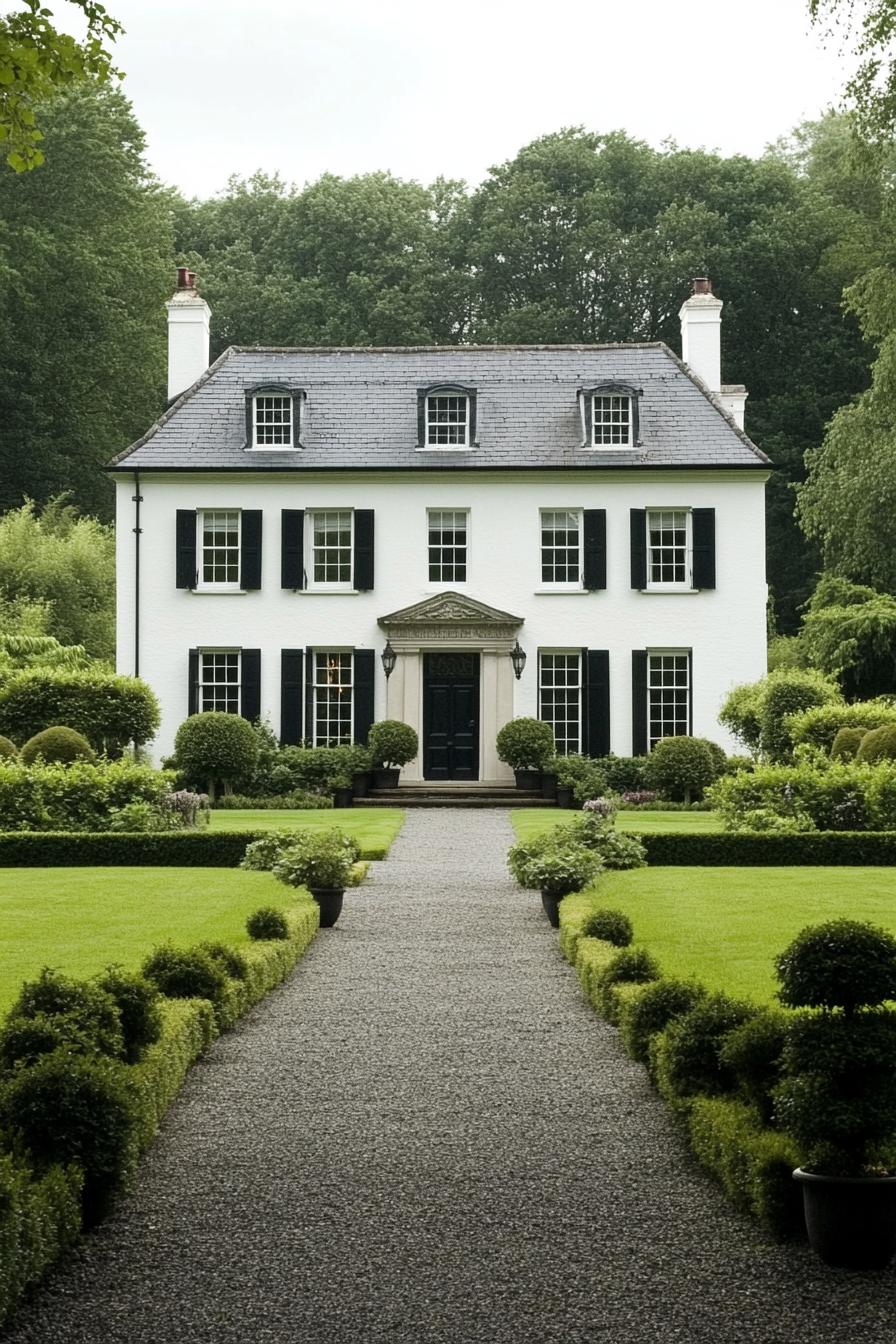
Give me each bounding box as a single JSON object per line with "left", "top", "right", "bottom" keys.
{"left": 775, "top": 919, "right": 896, "bottom": 1014}
{"left": 719, "top": 1008, "right": 789, "bottom": 1122}
{"left": 94, "top": 966, "right": 163, "bottom": 1064}
{"left": 495, "top": 718, "right": 556, "bottom": 771}
{"left": 856, "top": 723, "right": 896, "bottom": 765}
{"left": 367, "top": 720, "right": 419, "bottom": 768}
{"left": 592, "top": 946, "right": 661, "bottom": 1021}
{"left": 197, "top": 941, "right": 249, "bottom": 982}
{"left": 0, "top": 1012, "right": 99, "bottom": 1074}
{"left": 692, "top": 737, "right": 727, "bottom": 779}
{"left": 9, "top": 968, "right": 123, "bottom": 1059}
{"left": 246, "top": 906, "right": 289, "bottom": 940}
{"left": 173, "top": 712, "right": 259, "bottom": 801}
{"left": 653, "top": 994, "right": 755, "bottom": 1099}
{"left": 20, "top": 726, "right": 95, "bottom": 766}
{"left": 0, "top": 734, "right": 17, "bottom": 759}
{"left": 643, "top": 736, "right": 716, "bottom": 803}
{"left": 831, "top": 726, "right": 868, "bottom": 761}
{"left": 141, "top": 944, "right": 229, "bottom": 1006}
{"left": 581, "top": 908, "right": 633, "bottom": 947}
{"left": 617, "top": 977, "right": 706, "bottom": 1065}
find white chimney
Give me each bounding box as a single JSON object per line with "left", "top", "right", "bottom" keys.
{"left": 679, "top": 276, "right": 722, "bottom": 395}
{"left": 166, "top": 266, "right": 210, "bottom": 401}
{"left": 719, "top": 384, "right": 748, "bottom": 430}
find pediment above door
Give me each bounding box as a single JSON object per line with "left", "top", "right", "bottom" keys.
{"left": 378, "top": 591, "right": 523, "bottom": 648}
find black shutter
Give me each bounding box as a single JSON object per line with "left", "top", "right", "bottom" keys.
{"left": 240, "top": 649, "right": 261, "bottom": 722}
{"left": 417, "top": 390, "right": 427, "bottom": 446}
{"left": 353, "top": 649, "right": 375, "bottom": 744}
{"left": 240, "top": 511, "right": 262, "bottom": 590}
{"left": 630, "top": 509, "right": 647, "bottom": 590}
{"left": 632, "top": 650, "right": 648, "bottom": 756}
{"left": 468, "top": 392, "right": 477, "bottom": 444}
{"left": 583, "top": 649, "right": 610, "bottom": 757}
{"left": 353, "top": 510, "right": 375, "bottom": 591}
{"left": 188, "top": 649, "right": 199, "bottom": 715}
{"left": 176, "top": 511, "right": 197, "bottom": 589}
{"left": 583, "top": 510, "right": 607, "bottom": 591}
{"left": 692, "top": 508, "right": 716, "bottom": 590}
{"left": 280, "top": 649, "right": 304, "bottom": 745}
{"left": 281, "top": 509, "right": 304, "bottom": 589}
{"left": 305, "top": 646, "right": 315, "bottom": 747}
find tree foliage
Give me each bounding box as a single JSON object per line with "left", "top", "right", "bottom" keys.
{"left": 810, "top": 0, "right": 896, "bottom": 143}
{"left": 801, "top": 575, "right": 896, "bottom": 698}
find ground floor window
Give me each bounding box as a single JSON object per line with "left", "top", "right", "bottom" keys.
{"left": 539, "top": 651, "right": 581, "bottom": 754}
{"left": 313, "top": 652, "right": 353, "bottom": 745}
{"left": 647, "top": 651, "right": 690, "bottom": 748}
{"left": 200, "top": 651, "right": 240, "bottom": 713}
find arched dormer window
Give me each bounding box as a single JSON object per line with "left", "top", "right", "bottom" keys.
{"left": 578, "top": 383, "right": 642, "bottom": 449}
{"left": 417, "top": 384, "right": 477, "bottom": 449}
{"left": 245, "top": 384, "right": 305, "bottom": 450}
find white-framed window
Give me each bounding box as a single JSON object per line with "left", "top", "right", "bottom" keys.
{"left": 648, "top": 651, "right": 690, "bottom": 749}
{"left": 539, "top": 652, "right": 581, "bottom": 755}
{"left": 253, "top": 393, "right": 293, "bottom": 447}
{"left": 199, "top": 650, "right": 240, "bottom": 713}
{"left": 308, "top": 510, "right": 353, "bottom": 589}
{"left": 313, "top": 652, "right": 353, "bottom": 746}
{"left": 426, "top": 394, "right": 469, "bottom": 447}
{"left": 592, "top": 393, "right": 632, "bottom": 446}
{"left": 541, "top": 509, "right": 581, "bottom": 585}
{"left": 428, "top": 509, "right": 468, "bottom": 583}
{"left": 647, "top": 509, "right": 691, "bottom": 587}
{"left": 200, "top": 510, "right": 240, "bottom": 587}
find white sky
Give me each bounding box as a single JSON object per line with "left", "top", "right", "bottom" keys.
{"left": 54, "top": 0, "right": 853, "bottom": 197}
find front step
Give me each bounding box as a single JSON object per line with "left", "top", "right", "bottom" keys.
{"left": 355, "top": 785, "right": 556, "bottom": 810}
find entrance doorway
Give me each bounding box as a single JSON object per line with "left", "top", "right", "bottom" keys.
{"left": 423, "top": 652, "right": 480, "bottom": 780}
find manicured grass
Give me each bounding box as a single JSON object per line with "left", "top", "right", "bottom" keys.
{"left": 209, "top": 808, "right": 405, "bottom": 855}
{"left": 511, "top": 808, "right": 721, "bottom": 842}
{"left": 0, "top": 867, "right": 303, "bottom": 1014}
{"left": 585, "top": 866, "right": 896, "bottom": 1005}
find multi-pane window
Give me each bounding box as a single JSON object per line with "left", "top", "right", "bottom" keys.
{"left": 313, "top": 652, "right": 353, "bottom": 746}
{"left": 199, "top": 651, "right": 240, "bottom": 714}
{"left": 648, "top": 652, "right": 690, "bottom": 749}
{"left": 592, "top": 394, "right": 631, "bottom": 446}
{"left": 541, "top": 510, "right": 580, "bottom": 584}
{"left": 428, "top": 510, "right": 468, "bottom": 582}
{"left": 253, "top": 395, "right": 293, "bottom": 447}
{"left": 201, "top": 510, "right": 240, "bottom": 586}
{"left": 310, "top": 510, "right": 352, "bottom": 586}
{"left": 426, "top": 394, "right": 469, "bottom": 447}
{"left": 539, "top": 653, "right": 581, "bottom": 755}
{"left": 648, "top": 510, "right": 690, "bottom": 585}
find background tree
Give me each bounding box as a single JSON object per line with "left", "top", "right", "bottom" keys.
{"left": 810, "top": 0, "right": 896, "bottom": 143}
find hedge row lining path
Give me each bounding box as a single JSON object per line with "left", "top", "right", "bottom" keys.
{"left": 5, "top": 811, "right": 894, "bottom": 1343}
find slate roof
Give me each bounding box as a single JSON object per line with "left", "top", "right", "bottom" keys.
{"left": 107, "top": 344, "right": 771, "bottom": 472}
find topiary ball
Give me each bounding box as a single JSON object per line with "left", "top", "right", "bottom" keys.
{"left": 10, "top": 968, "right": 123, "bottom": 1059}
{"left": 20, "top": 725, "right": 95, "bottom": 766}
{"left": 94, "top": 966, "right": 163, "bottom": 1064}
{"left": 246, "top": 907, "right": 289, "bottom": 940}
{"left": 831, "top": 726, "right": 868, "bottom": 761}
{"left": 581, "top": 908, "right": 633, "bottom": 947}
{"left": 775, "top": 919, "right": 896, "bottom": 1013}
{"left": 197, "top": 941, "right": 249, "bottom": 982}
{"left": 141, "top": 944, "right": 228, "bottom": 1005}
{"left": 856, "top": 723, "right": 896, "bottom": 764}
{"left": 0, "top": 735, "right": 18, "bottom": 760}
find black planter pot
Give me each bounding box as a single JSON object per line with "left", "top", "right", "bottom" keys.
{"left": 794, "top": 1168, "right": 896, "bottom": 1270}
{"left": 541, "top": 771, "right": 558, "bottom": 801}
{"left": 332, "top": 787, "right": 354, "bottom": 809}
{"left": 309, "top": 887, "right": 344, "bottom": 929}
{"left": 555, "top": 784, "right": 574, "bottom": 809}
{"left": 540, "top": 887, "right": 576, "bottom": 928}
{"left": 352, "top": 770, "right": 372, "bottom": 799}
{"left": 373, "top": 766, "right": 400, "bottom": 790}
{"left": 514, "top": 768, "right": 542, "bottom": 791}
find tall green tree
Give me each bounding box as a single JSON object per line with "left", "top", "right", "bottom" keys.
{"left": 810, "top": 0, "right": 896, "bottom": 143}
{"left": 0, "top": 84, "right": 174, "bottom": 516}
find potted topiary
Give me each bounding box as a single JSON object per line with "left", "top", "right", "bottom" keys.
{"left": 350, "top": 745, "right": 374, "bottom": 799}
{"left": 507, "top": 834, "right": 602, "bottom": 927}
{"left": 331, "top": 773, "right": 354, "bottom": 809}
{"left": 496, "top": 717, "right": 556, "bottom": 790}
{"left": 368, "top": 720, "right": 418, "bottom": 789}
{"left": 774, "top": 919, "right": 896, "bottom": 1269}
{"left": 272, "top": 829, "right": 356, "bottom": 927}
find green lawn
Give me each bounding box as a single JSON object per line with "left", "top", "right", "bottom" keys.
{"left": 0, "top": 867, "right": 310, "bottom": 1014}
{"left": 511, "top": 808, "right": 721, "bottom": 842}
{"left": 209, "top": 808, "right": 405, "bottom": 856}
{"left": 581, "top": 866, "right": 896, "bottom": 1005}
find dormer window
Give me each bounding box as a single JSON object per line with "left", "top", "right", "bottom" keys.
{"left": 417, "top": 384, "right": 477, "bottom": 450}
{"left": 245, "top": 385, "right": 303, "bottom": 450}
{"left": 579, "top": 383, "right": 642, "bottom": 449}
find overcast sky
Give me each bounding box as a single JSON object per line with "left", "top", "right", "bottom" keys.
{"left": 60, "top": 0, "right": 852, "bottom": 198}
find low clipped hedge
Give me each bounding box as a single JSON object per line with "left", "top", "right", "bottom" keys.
{"left": 0, "top": 899, "right": 319, "bottom": 1327}
{"left": 557, "top": 895, "right": 802, "bottom": 1240}
{"left": 638, "top": 831, "right": 896, "bottom": 866}
{"left": 0, "top": 831, "right": 391, "bottom": 867}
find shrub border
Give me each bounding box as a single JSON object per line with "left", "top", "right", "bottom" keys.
{"left": 0, "top": 830, "right": 393, "bottom": 866}
{"left": 638, "top": 831, "right": 896, "bottom": 866}
{"left": 0, "top": 898, "right": 319, "bottom": 1327}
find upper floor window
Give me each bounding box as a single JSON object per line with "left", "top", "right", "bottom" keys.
{"left": 417, "top": 384, "right": 477, "bottom": 449}
{"left": 308, "top": 510, "right": 353, "bottom": 589}
{"left": 647, "top": 509, "right": 690, "bottom": 587}
{"left": 245, "top": 384, "right": 303, "bottom": 450}
{"left": 541, "top": 509, "right": 581, "bottom": 585}
{"left": 201, "top": 510, "right": 240, "bottom": 587}
{"left": 579, "top": 382, "right": 641, "bottom": 448}
{"left": 428, "top": 509, "right": 468, "bottom": 583}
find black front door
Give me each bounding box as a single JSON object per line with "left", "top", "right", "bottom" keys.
{"left": 423, "top": 652, "right": 480, "bottom": 780}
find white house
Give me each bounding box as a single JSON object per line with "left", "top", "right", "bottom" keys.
{"left": 109, "top": 271, "right": 770, "bottom": 779}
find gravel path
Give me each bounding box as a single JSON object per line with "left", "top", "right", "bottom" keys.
{"left": 4, "top": 809, "right": 896, "bottom": 1343}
